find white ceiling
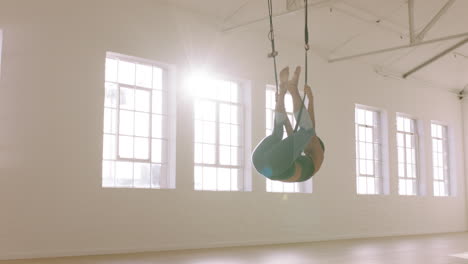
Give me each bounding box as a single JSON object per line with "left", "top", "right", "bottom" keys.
{"left": 169, "top": 0, "right": 468, "bottom": 92}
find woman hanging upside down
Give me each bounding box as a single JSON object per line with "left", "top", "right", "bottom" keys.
{"left": 252, "top": 66, "right": 325, "bottom": 182}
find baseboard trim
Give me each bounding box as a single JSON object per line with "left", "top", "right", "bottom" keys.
{"left": 1, "top": 229, "right": 466, "bottom": 261}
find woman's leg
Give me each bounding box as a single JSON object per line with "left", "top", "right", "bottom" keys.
{"left": 287, "top": 67, "right": 313, "bottom": 131}
{"left": 304, "top": 84, "right": 315, "bottom": 129}
{"left": 303, "top": 85, "right": 325, "bottom": 173}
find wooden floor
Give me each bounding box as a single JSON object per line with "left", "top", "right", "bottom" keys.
{"left": 4, "top": 232, "right": 468, "bottom": 264}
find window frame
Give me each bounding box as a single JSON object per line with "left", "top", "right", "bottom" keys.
{"left": 396, "top": 114, "right": 421, "bottom": 196}
{"left": 431, "top": 121, "right": 450, "bottom": 197}
{"left": 192, "top": 74, "right": 252, "bottom": 192}
{"left": 102, "top": 52, "right": 176, "bottom": 189}
{"left": 355, "top": 104, "right": 388, "bottom": 195}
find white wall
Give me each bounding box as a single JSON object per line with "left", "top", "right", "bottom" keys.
{"left": 0, "top": 0, "right": 466, "bottom": 260}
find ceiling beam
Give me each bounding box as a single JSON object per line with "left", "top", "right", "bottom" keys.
{"left": 414, "top": 0, "right": 456, "bottom": 43}
{"left": 221, "top": 0, "right": 339, "bottom": 33}
{"left": 408, "top": 0, "right": 415, "bottom": 44}
{"left": 402, "top": 37, "right": 468, "bottom": 78}
{"left": 328, "top": 31, "right": 468, "bottom": 63}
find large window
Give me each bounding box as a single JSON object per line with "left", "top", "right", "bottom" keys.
{"left": 396, "top": 115, "right": 419, "bottom": 196}
{"left": 355, "top": 106, "right": 383, "bottom": 195}
{"left": 265, "top": 87, "right": 312, "bottom": 193}
{"left": 193, "top": 76, "right": 249, "bottom": 191}
{"left": 431, "top": 122, "right": 450, "bottom": 196}
{"left": 102, "top": 53, "right": 175, "bottom": 189}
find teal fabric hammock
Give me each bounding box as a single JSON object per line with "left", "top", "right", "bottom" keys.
{"left": 252, "top": 0, "right": 325, "bottom": 182}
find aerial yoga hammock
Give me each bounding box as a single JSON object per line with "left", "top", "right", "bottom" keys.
{"left": 252, "top": 0, "right": 325, "bottom": 182}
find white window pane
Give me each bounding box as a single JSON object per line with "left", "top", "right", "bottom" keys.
{"left": 397, "top": 117, "right": 404, "bottom": 131}
{"left": 153, "top": 67, "right": 163, "bottom": 90}
{"left": 365, "top": 111, "right": 373, "bottom": 126}
{"left": 202, "top": 121, "right": 216, "bottom": 144}
{"left": 405, "top": 148, "right": 413, "bottom": 164}
{"left": 104, "top": 108, "right": 117, "bottom": 134}
{"left": 103, "top": 134, "right": 116, "bottom": 159}
{"left": 134, "top": 163, "right": 150, "bottom": 188}
{"left": 433, "top": 167, "right": 440, "bottom": 180}
{"left": 285, "top": 94, "right": 293, "bottom": 113}
{"left": 397, "top": 147, "right": 405, "bottom": 163}
{"left": 231, "top": 147, "right": 239, "bottom": 166}
{"left": 406, "top": 164, "right": 413, "bottom": 178}
{"left": 365, "top": 127, "right": 373, "bottom": 142}
{"left": 230, "top": 125, "right": 239, "bottom": 146}
{"left": 152, "top": 115, "right": 166, "bottom": 139}
{"left": 102, "top": 160, "right": 115, "bottom": 187}
{"left": 195, "top": 100, "right": 216, "bottom": 121}
{"left": 136, "top": 64, "right": 152, "bottom": 88}
{"left": 219, "top": 146, "right": 230, "bottom": 165}
{"left": 216, "top": 80, "right": 231, "bottom": 102}
{"left": 134, "top": 112, "right": 149, "bottom": 137}
{"left": 104, "top": 82, "right": 118, "bottom": 108}
{"left": 217, "top": 168, "right": 231, "bottom": 191}
{"left": 359, "top": 142, "right": 366, "bottom": 159}
{"left": 134, "top": 137, "right": 149, "bottom": 160}
{"left": 404, "top": 118, "right": 411, "bottom": 132}
{"left": 118, "top": 61, "right": 135, "bottom": 85}
{"left": 231, "top": 169, "right": 239, "bottom": 191}
{"left": 105, "top": 58, "right": 118, "bottom": 82}
{"left": 118, "top": 136, "right": 134, "bottom": 158}
{"left": 194, "top": 120, "right": 203, "bottom": 143}
{"left": 399, "top": 179, "right": 406, "bottom": 195}
{"left": 406, "top": 179, "right": 415, "bottom": 195}
{"left": 151, "top": 139, "right": 167, "bottom": 163}
{"left": 357, "top": 177, "right": 367, "bottom": 194}
{"left": 366, "top": 160, "right": 374, "bottom": 175}
{"left": 367, "top": 177, "right": 375, "bottom": 194}
{"left": 135, "top": 89, "right": 150, "bottom": 112}
{"left": 359, "top": 160, "right": 367, "bottom": 175}
{"left": 219, "top": 103, "right": 230, "bottom": 123}
{"left": 194, "top": 143, "right": 203, "bottom": 163}
{"left": 397, "top": 133, "right": 404, "bottom": 147}
{"left": 266, "top": 90, "right": 273, "bottom": 109}
{"left": 203, "top": 167, "right": 217, "bottom": 191}
{"left": 283, "top": 183, "right": 295, "bottom": 193}
{"left": 202, "top": 144, "right": 216, "bottom": 164}
{"left": 438, "top": 167, "right": 444, "bottom": 180}
{"left": 436, "top": 125, "right": 442, "bottom": 138}
{"left": 194, "top": 166, "right": 203, "bottom": 190}
{"left": 365, "top": 143, "right": 373, "bottom": 160}
{"left": 119, "top": 110, "right": 134, "bottom": 136}
{"left": 356, "top": 109, "right": 364, "bottom": 124}
{"left": 120, "top": 87, "right": 135, "bottom": 110}
{"left": 151, "top": 164, "right": 162, "bottom": 188}
{"left": 433, "top": 183, "right": 440, "bottom": 196}
{"left": 266, "top": 110, "right": 273, "bottom": 131}
{"left": 398, "top": 163, "right": 405, "bottom": 177}
{"left": 152, "top": 90, "right": 166, "bottom": 114}
{"left": 436, "top": 140, "right": 442, "bottom": 153}
{"left": 230, "top": 83, "right": 239, "bottom": 103}
{"left": 115, "top": 161, "right": 133, "bottom": 187}
{"left": 219, "top": 123, "right": 231, "bottom": 145}
{"left": 406, "top": 134, "right": 413, "bottom": 148}
{"left": 358, "top": 126, "right": 366, "bottom": 142}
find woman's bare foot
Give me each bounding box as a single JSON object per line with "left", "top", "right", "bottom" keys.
{"left": 304, "top": 84, "right": 313, "bottom": 98}
{"left": 287, "top": 66, "right": 301, "bottom": 96}
{"left": 279, "top": 67, "right": 289, "bottom": 95}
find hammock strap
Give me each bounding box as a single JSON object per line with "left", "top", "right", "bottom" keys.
{"left": 294, "top": 0, "right": 310, "bottom": 133}
{"left": 267, "top": 0, "right": 279, "bottom": 99}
